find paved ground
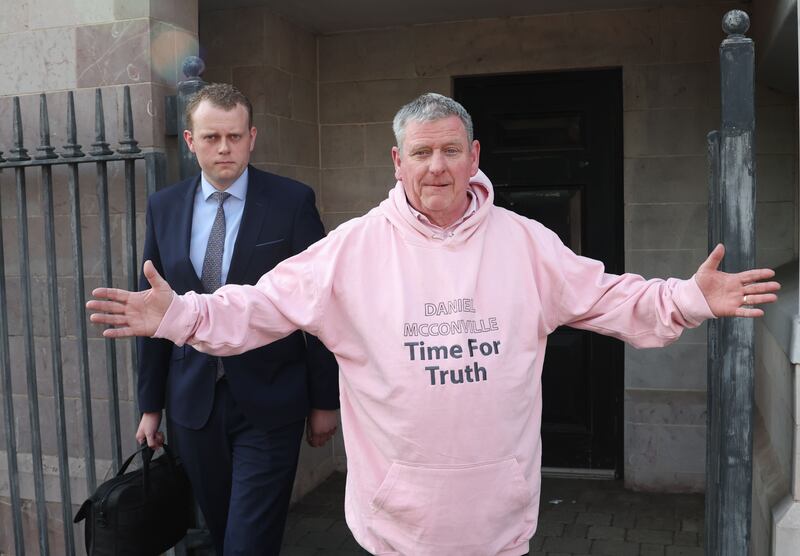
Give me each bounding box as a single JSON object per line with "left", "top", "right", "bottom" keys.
{"left": 280, "top": 472, "right": 706, "bottom": 556}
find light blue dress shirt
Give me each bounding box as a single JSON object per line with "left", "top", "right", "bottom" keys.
{"left": 189, "top": 169, "right": 248, "bottom": 287}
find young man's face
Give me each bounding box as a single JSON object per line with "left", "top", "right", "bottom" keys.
{"left": 184, "top": 100, "right": 257, "bottom": 190}
{"left": 392, "top": 115, "right": 480, "bottom": 228}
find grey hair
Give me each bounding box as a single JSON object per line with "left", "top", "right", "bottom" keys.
{"left": 392, "top": 93, "right": 474, "bottom": 151}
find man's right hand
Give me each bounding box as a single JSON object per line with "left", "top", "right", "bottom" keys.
{"left": 136, "top": 411, "right": 165, "bottom": 449}
{"left": 87, "top": 260, "right": 174, "bottom": 338}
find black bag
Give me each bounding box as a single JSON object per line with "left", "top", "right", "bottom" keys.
{"left": 74, "top": 444, "right": 193, "bottom": 555}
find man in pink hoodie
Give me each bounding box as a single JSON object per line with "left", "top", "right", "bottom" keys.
{"left": 89, "top": 93, "right": 779, "bottom": 556}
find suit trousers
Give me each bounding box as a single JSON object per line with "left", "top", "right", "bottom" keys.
{"left": 170, "top": 378, "right": 304, "bottom": 555}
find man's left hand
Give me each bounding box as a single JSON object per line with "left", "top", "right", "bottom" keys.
{"left": 695, "top": 244, "right": 781, "bottom": 318}
{"left": 306, "top": 409, "right": 339, "bottom": 447}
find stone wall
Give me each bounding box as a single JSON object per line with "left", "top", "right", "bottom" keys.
{"left": 750, "top": 1, "right": 800, "bottom": 552}
{"left": 750, "top": 261, "right": 799, "bottom": 555}
{"left": 200, "top": 7, "right": 322, "bottom": 214}
{"left": 197, "top": 6, "right": 341, "bottom": 502}
{"left": 0, "top": 1, "right": 197, "bottom": 552}
{"left": 752, "top": 322, "right": 794, "bottom": 554}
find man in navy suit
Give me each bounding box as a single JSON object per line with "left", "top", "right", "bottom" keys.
{"left": 135, "top": 83, "right": 340, "bottom": 555}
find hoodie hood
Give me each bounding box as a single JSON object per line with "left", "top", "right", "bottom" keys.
{"left": 379, "top": 169, "right": 495, "bottom": 245}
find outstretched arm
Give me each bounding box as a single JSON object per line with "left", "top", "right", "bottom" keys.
{"left": 695, "top": 244, "right": 780, "bottom": 318}
{"left": 88, "top": 260, "right": 174, "bottom": 338}
{"left": 551, "top": 238, "right": 781, "bottom": 348}
{"left": 90, "top": 244, "right": 326, "bottom": 354}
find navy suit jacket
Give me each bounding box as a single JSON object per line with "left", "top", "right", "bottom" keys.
{"left": 137, "top": 166, "right": 339, "bottom": 431}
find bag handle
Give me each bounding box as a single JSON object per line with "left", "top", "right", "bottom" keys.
{"left": 141, "top": 443, "right": 180, "bottom": 495}
{"left": 116, "top": 444, "right": 148, "bottom": 476}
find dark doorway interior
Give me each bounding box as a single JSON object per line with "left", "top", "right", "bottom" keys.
{"left": 455, "top": 69, "right": 624, "bottom": 475}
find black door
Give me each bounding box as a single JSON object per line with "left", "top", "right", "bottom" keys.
{"left": 455, "top": 70, "right": 623, "bottom": 473}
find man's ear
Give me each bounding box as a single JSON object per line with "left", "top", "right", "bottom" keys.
{"left": 183, "top": 130, "right": 195, "bottom": 153}
{"left": 470, "top": 140, "right": 480, "bottom": 176}
{"left": 391, "top": 146, "right": 402, "bottom": 181}
{"left": 249, "top": 126, "right": 257, "bottom": 152}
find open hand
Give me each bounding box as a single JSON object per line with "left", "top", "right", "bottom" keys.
{"left": 87, "top": 260, "right": 174, "bottom": 338}
{"left": 695, "top": 244, "right": 780, "bottom": 318}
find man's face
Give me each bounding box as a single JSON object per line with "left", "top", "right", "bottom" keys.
{"left": 392, "top": 115, "right": 480, "bottom": 228}
{"left": 184, "top": 100, "right": 257, "bottom": 190}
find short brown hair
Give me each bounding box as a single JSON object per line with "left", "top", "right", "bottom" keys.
{"left": 185, "top": 83, "right": 253, "bottom": 130}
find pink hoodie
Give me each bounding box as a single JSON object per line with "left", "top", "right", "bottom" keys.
{"left": 155, "top": 171, "right": 714, "bottom": 556}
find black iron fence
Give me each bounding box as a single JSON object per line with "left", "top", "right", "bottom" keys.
{"left": 0, "top": 85, "right": 166, "bottom": 555}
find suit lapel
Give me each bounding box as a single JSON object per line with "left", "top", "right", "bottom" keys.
{"left": 227, "top": 169, "right": 271, "bottom": 285}
{"left": 178, "top": 176, "right": 205, "bottom": 292}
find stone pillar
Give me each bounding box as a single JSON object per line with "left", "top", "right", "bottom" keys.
{"left": 773, "top": 9, "right": 800, "bottom": 554}
{"left": 0, "top": 1, "right": 198, "bottom": 553}
{"left": 1, "top": 0, "right": 198, "bottom": 150}
{"left": 773, "top": 8, "right": 800, "bottom": 554}
{"left": 771, "top": 348, "right": 800, "bottom": 555}
{"left": 770, "top": 322, "right": 800, "bottom": 556}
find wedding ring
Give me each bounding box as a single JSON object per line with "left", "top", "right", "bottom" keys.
{"left": 743, "top": 294, "right": 749, "bottom": 305}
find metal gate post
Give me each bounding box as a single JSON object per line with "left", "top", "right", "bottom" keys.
{"left": 706, "top": 10, "right": 757, "bottom": 555}
{"left": 176, "top": 56, "right": 206, "bottom": 180}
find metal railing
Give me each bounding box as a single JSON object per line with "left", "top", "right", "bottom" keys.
{"left": 0, "top": 85, "right": 166, "bottom": 555}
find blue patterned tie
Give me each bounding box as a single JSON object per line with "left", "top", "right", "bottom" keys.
{"left": 200, "top": 191, "right": 230, "bottom": 380}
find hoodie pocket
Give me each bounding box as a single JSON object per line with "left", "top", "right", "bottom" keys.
{"left": 369, "top": 458, "right": 532, "bottom": 551}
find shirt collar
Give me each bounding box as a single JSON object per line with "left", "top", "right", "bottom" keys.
{"left": 200, "top": 167, "right": 248, "bottom": 201}
{"left": 407, "top": 187, "right": 478, "bottom": 232}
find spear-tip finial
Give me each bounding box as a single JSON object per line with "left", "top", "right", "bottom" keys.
{"left": 8, "top": 96, "right": 30, "bottom": 161}
{"left": 35, "top": 93, "right": 58, "bottom": 160}
{"left": 117, "top": 85, "right": 140, "bottom": 154}
{"left": 89, "top": 88, "right": 113, "bottom": 156}
{"left": 62, "top": 91, "right": 85, "bottom": 158}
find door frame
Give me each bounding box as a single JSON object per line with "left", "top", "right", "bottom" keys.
{"left": 454, "top": 68, "right": 625, "bottom": 478}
